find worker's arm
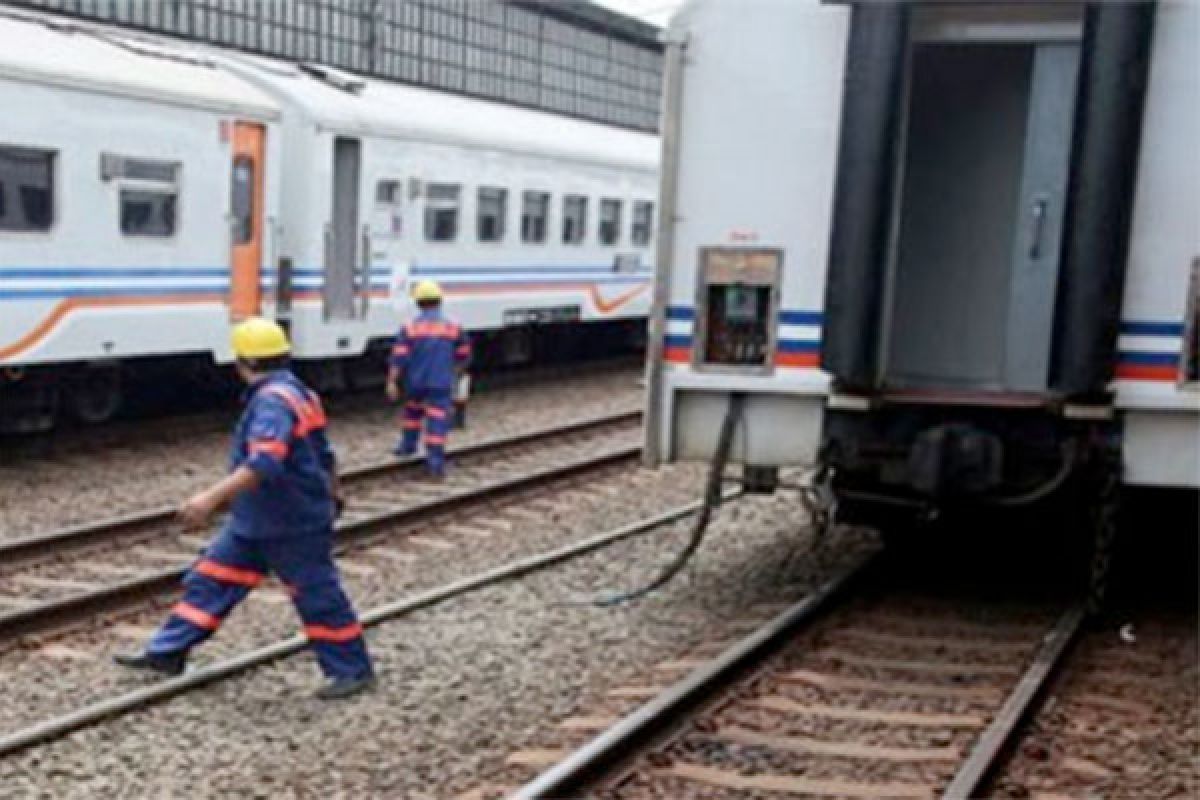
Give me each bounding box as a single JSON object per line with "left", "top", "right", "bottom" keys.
{"left": 178, "top": 400, "right": 292, "bottom": 530}
{"left": 387, "top": 328, "right": 411, "bottom": 402}
{"left": 178, "top": 466, "right": 260, "bottom": 530}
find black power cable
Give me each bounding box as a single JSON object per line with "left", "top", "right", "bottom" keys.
{"left": 596, "top": 392, "right": 745, "bottom": 607}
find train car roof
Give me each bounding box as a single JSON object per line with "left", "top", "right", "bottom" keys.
{"left": 218, "top": 53, "right": 659, "bottom": 173}
{"left": 0, "top": 10, "right": 279, "bottom": 119}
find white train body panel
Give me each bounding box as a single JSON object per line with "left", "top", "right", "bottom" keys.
{"left": 214, "top": 55, "right": 658, "bottom": 361}
{"left": 648, "top": 0, "right": 1199, "bottom": 491}
{"left": 0, "top": 10, "right": 658, "bottom": 379}
{"left": 0, "top": 12, "right": 281, "bottom": 367}
{"left": 1110, "top": 0, "right": 1200, "bottom": 487}
{"left": 650, "top": 0, "right": 847, "bottom": 467}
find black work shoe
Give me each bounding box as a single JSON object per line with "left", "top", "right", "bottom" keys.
{"left": 113, "top": 651, "right": 187, "bottom": 677}
{"left": 314, "top": 673, "right": 376, "bottom": 700}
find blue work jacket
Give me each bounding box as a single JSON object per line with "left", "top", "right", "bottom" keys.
{"left": 227, "top": 371, "right": 336, "bottom": 538}
{"left": 389, "top": 309, "right": 471, "bottom": 393}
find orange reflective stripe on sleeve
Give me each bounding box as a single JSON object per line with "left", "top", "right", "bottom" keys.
{"left": 424, "top": 405, "right": 448, "bottom": 419}
{"left": 172, "top": 601, "right": 222, "bottom": 630}
{"left": 392, "top": 345, "right": 410, "bottom": 356}
{"left": 248, "top": 439, "right": 289, "bottom": 458}
{"left": 304, "top": 622, "right": 364, "bottom": 643}
{"left": 195, "top": 559, "right": 266, "bottom": 587}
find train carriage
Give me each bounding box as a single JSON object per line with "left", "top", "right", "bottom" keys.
{"left": 0, "top": 11, "right": 283, "bottom": 430}
{"left": 0, "top": 8, "right": 659, "bottom": 432}
{"left": 645, "top": 0, "right": 1199, "bottom": 530}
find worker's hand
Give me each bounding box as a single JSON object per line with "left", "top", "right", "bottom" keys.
{"left": 385, "top": 382, "right": 400, "bottom": 403}
{"left": 177, "top": 490, "right": 220, "bottom": 530}
{"left": 333, "top": 491, "right": 347, "bottom": 519}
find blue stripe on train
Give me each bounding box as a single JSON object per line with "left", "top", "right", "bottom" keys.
{"left": 1118, "top": 351, "right": 1180, "bottom": 366}
{"left": 1119, "top": 321, "right": 1185, "bottom": 337}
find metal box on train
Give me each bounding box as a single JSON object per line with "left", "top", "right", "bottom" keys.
{"left": 645, "top": 0, "right": 1199, "bottom": 524}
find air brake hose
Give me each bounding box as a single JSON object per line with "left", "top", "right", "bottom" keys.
{"left": 596, "top": 392, "right": 745, "bottom": 607}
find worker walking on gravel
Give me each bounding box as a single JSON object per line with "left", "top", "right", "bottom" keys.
{"left": 386, "top": 279, "right": 471, "bottom": 478}
{"left": 115, "top": 318, "right": 375, "bottom": 700}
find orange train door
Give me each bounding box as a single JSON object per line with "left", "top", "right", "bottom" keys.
{"left": 229, "top": 122, "right": 266, "bottom": 320}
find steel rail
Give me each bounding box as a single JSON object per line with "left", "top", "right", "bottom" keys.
{"left": 0, "top": 418, "right": 641, "bottom": 638}
{"left": 941, "top": 603, "right": 1086, "bottom": 800}
{"left": 0, "top": 409, "right": 640, "bottom": 562}
{"left": 0, "top": 498, "right": 725, "bottom": 757}
{"left": 510, "top": 547, "right": 882, "bottom": 799}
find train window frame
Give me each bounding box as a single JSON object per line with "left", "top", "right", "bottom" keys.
{"left": 477, "top": 186, "right": 508, "bottom": 243}
{"left": 230, "top": 156, "right": 255, "bottom": 245}
{"left": 632, "top": 200, "right": 654, "bottom": 247}
{"left": 521, "top": 190, "right": 550, "bottom": 244}
{"left": 103, "top": 156, "right": 181, "bottom": 239}
{"left": 424, "top": 182, "right": 461, "bottom": 243}
{"left": 0, "top": 145, "right": 56, "bottom": 233}
{"left": 599, "top": 198, "right": 622, "bottom": 246}
{"left": 562, "top": 194, "right": 588, "bottom": 246}
{"left": 376, "top": 179, "right": 403, "bottom": 206}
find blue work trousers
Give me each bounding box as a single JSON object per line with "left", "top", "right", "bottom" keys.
{"left": 148, "top": 525, "right": 372, "bottom": 681}
{"left": 397, "top": 388, "right": 454, "bottom": 475}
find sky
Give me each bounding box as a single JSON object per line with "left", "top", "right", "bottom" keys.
{"left": 591, "top": 0, "right": 686, "bottom": 27}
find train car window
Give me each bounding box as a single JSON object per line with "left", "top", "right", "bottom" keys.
{"left": 231, "top": 157, "right": 254, "bottom": 244}
{"left": 376, "top": 180, "right": 403, "bottom": 205}
{"left": 521, "top": 190, "right": 549, "bottom": 243}
{"left": 120, "top": 190, "right": 177, "bottom": 237}
{"left": 424, "top": 183, "right": 461, "bottom": 242}
{"left": 562, "top": 194, "right": 587, "bottom": 245}
{"left": 0, "top": 146, "right": 54, "bottom": 232}
{"left": 477, "top": 187, "right": 507, "bottom": 242}
{"left": 103, "top": 155, "right": 181, "bottom": 238}
{"left": 599, "top": 198, "right": 621, "bottom": 246}
{"left": 632, "top": 201, "right": 654, "bottom": 246}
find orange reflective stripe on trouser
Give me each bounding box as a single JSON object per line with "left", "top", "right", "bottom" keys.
{"left": 425, "top": 434, "right": 447, "bottom": 445}
{"left": 401, "top": 420, "right": 421, "bottom": 430}
{"left": 260, "top": 385, "right": 327, "bottom": 437}
{"left": 172, "top": 601, "right": 222, "bottom": 630}
{"left": 304, "top": 622, "right": 364, "bottom": 643}
{"left": 195, "top": 558, "right": 266, "bottom": 587}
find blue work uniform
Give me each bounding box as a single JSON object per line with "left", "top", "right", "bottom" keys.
{"left": 148, "top": 371, "right": 372, "bottom": 682}
{"left": 389, "top": 309, "right": 471, "bottom": 474}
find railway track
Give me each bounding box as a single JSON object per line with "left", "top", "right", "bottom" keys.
{"left": 0, "top": 410, "right": 641, "bottom": 639}
{"left": 488, "top": 553, "right": 1088, "bottom": 800}
{"left": 0, "top": 490, "right": 725, "bottom": 757}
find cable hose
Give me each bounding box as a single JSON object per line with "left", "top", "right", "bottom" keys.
{"left": 979, "top": 440, "right": 1079, "bottom": 508}
{"left": 595, "top": 392, "right": 745, "bottom": 607}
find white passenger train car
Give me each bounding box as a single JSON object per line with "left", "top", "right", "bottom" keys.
{"left": 0, "top": 9, "right": 658, "bottom": 431}
{"left": 645, "top": 0, "right": 1199, "bottom": 526}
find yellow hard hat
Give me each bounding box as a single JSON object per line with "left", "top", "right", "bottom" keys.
{"left": 412, "top": 279, "right": 443, "bottom": 302}
{"left": 231, "top": 317, "right": 291, "bottom": 360}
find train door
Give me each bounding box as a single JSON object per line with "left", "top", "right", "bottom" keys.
{"left": 229, "top": 122, "right": 266, "bottom": 320}
{"left": 884, "top": 41, "right": 1079, "bottom": 392}
{"left": 326, "top": 136, "right": 362, "bottom": 320}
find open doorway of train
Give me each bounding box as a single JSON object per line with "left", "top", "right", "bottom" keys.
{"left": 882, "top": 8, "right": 1081, "bottom": 395}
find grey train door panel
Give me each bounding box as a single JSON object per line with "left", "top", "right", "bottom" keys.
{"left": 327, "top": 136, "right": 361, "bottom": 320}
{"left": 884, "top": 42, "right": 1080, "bottom": 392}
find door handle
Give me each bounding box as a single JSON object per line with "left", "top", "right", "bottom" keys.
{"left": 1028, "top": 196, "right": 1048, "bottom": 260}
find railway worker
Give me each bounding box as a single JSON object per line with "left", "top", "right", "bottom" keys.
{"left": 386, "top": 279, "right": 471, "bottom": 477}
{"left": 115, "top": 318, "right": 375, "bottom": 700}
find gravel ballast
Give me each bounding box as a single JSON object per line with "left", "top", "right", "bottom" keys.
{"left": 0, "top": 483, "right": 871, "bottom": 798}
{"left": 0, "top": 367, "right": 643, "bottom": 539}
